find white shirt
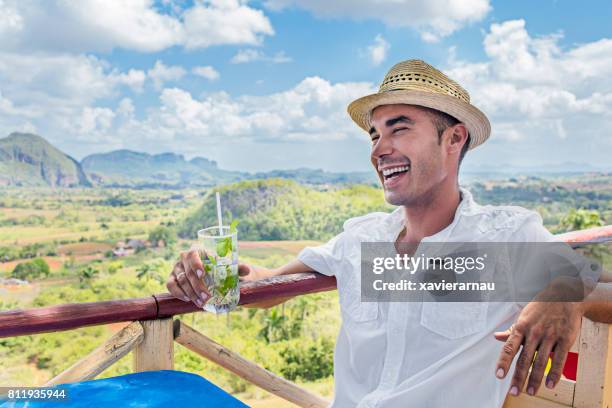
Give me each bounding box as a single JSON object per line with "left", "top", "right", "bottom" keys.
{"left": 297, "top": 187, "right": 558, "bottom": 408}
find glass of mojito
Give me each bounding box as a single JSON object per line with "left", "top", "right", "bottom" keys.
{"left": 196, "top": 220, "right": 240, "bottom": 314}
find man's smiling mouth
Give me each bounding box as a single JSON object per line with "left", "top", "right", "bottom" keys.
{"left": 381, "top": 165, "right": 410, "bottom": 181}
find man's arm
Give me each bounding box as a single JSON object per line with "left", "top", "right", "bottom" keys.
{"left": 237, "top": 259, "right": 317, "bottom": 308}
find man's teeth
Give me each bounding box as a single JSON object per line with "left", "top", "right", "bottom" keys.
{"left": 382, "top": 165, "right": 410, "bottom": 177}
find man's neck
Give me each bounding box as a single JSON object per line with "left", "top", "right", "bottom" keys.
{"left": 398, "top": 184, "right": 462, "bottom": 244}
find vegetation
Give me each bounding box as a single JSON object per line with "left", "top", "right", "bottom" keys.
{"left": 558, "top": 208, "right": 604, "bottom": 232}
{"left": 179, "top": 179, "right": 393, "bottom": 241}
{"left": 148, "top": 225, "right": 177, "bottom": 247}
{"left": 0, "top": 174, "right": 609, "bottom": 405}
{"left": 11, "top": 258, "right": 50, "bottom": 280}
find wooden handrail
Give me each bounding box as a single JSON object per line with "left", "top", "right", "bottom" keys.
{"left": 0, "top": 225, "right": 609, "bottom": 339}
{"left": 556, "top": 225, "right": 612, "bottom": 243}
{"left": 0, "top": 273, "right": 337, "bottom": 338}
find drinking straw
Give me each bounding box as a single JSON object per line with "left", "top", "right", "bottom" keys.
{"left": 216, "top": 191, "right": 223, "bottom": 236}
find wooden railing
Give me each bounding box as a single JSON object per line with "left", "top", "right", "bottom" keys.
{"left": 0, "top": 225, "right": 611, "bottom": 408}
{"left": 0, "top": 273, "right": 336, "bottom": 407}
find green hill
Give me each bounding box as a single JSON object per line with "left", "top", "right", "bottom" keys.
{"left": 81, "top": 150, "right": 244, "bottom": 186}
{"left": 0, "top": 133, "right": 90, "bottom": 187}
{"left": 82, "top": 151, "right": 378, "bottom": 187}
{"left": 179, "top": 178, "right": 393, "bottom": 241}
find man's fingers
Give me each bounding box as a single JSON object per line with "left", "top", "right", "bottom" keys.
{"left": 238, "top": 263, "right": 251, "bottom": 277}
{"left": 494, "top": 329, "right": 511, "bottom": 342}
{"left": 496, "top": 328, "right": 524, "bottom": 380}
{"left": 547, "top": 341, "right": 570, "bottom": 390}
{"left": 526, "top": 341, "right": 554, "bottom": 396}
{"left": 174, "top": 260, "right": 205, "bottom": 307}
{"left": 167, "top": 263, "right": 190, "bottom": 302}
{"left": 185, "top": 249, "right": 206, "bottom": 278}
{"left": 176, "top": 268, "right": 203, "bottom": 307}
{"left": 510, "top": 335, "right": 539, "bottom": 397}
{"left": 181, "top": 251, "right": 211, "bottom": 305}
{"left": 167, "top": 272, "right": 190, "bottom": 302}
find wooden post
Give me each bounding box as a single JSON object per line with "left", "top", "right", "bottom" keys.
{"left": 133, "top": 318, "right": 174, "bottom": 372}
{"left": 573, "top": 319, "right": 612, "bottom": 408}
{"left": 174, "top": 320, "right": 330, "bottom": 408}
{"left": 45, "top": 322, "right": 144, "bottom": 386}
{"left": 504, "top": 395, "right": 570, "bottom": 408}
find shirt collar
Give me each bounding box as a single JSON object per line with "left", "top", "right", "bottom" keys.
{"left": 387, "top": 186, "right": 478, "bottom": 242}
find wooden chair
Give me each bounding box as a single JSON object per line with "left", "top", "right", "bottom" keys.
{"left": 503, "top": 318, "right": 611, "bottom": 408}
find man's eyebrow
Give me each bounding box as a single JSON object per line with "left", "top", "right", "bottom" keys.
{"left": 369, "top": 115, "right": 415, "bottom": 136}
{"left": 386, "top": 115, "right": 415, "bottom": 128}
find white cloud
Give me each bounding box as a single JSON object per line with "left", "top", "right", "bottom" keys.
{"left": 0, "top": 52, "right": 144, "bottom": 109}
{"left": 182, "top": 0, "right": 274, "bottom": 49}
{"left": 447, "top": 20, "right": 612, "bottom": 121}
{"left": 117, "top": 98, "right": 135, "bottom": 118}
{"left": 0, "top": 90, "right": 35, "bottom": 117}
{"left": 364, "top": 34, "right": 389, "bottom": 66}
{"left": 21, "top": 76, "right": 374, "bottom": 157}
{"left": 230, "top": 48, "right": 292, "bottom": 64}
{"left": 0, "top": 0, "right": 274, "bottom": 53}
{"left": 231, "top": 49, "right": 264, "bottom": 63}
{"left": 139, "top": 77, "right": 374, "bottom": 147}
{"left": 0, "top": 50, "right": 147, "bottom": 147}
{"left": 71, "top": 107, "right": 116, "bottom": 137}
{"left": 263, "top": 0, "right": 491, "bottom": 40}
{"left": 147, "top": 60, "right": 186, "bottom": 90}
{"left": 192, "top": 66, "right": 220, "bottom": 81}
{"left": 0, "top": 0, "right": 22, "bottom": 34}
{"left": 115, "top": 69, "right": 147, "bottom": 93}
{"left": 442, "top": 19, "right": 612, "bottom": 167}
{"left": 0, "top": 72, "right": 375, "bottom": 157}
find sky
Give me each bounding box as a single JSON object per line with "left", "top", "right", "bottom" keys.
{"left": 0, "top": 0, "right": 611, "bottom": 173}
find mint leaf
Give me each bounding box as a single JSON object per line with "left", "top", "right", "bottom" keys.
{"left": 218, "top": 272, "right": 238, "bottom": 297}
{"left": 216, "top": 237, "right": 232, "bottom": 257}
{"left": 230, "top": 219, "right": 240, "bottom": 234}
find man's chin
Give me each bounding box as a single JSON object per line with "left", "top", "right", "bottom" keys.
{"left": 384, "top": 190, "right": 408, "bottom": 206}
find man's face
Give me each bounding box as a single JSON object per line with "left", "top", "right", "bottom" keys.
{"left": 369, "top": 104, "right": 450, "bottom": 207}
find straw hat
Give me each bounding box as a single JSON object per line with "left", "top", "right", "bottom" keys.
{"left": 347, "top": 59, "right": 490, "bottom": 150}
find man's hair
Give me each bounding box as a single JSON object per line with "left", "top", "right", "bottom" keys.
{"left": 421, "top": 106, "right": 470, "bottom": 166}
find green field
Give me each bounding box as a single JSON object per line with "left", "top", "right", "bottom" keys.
{"left": 0, "top": 186, "right": 341, "bottom": 406}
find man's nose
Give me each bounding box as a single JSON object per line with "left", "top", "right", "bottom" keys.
{"left": 371, "top": 133, "right": 393, "bottom": 159}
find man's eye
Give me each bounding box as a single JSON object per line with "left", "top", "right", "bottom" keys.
{"left": 371, "top": 137, "right": 379, "bottom": 144}
{"left": 393, "top": 127, "right": 408, "bottom": 133}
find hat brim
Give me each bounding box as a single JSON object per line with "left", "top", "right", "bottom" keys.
{"left": 347, "top": 90, "right": 491, "bottom": 150}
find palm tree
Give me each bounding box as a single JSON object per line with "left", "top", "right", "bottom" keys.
{"left": 78, "top": 266, "right": 99, "bottom": 289}
{"left": 258, "top": 307, "right": 288, "bottom": 343}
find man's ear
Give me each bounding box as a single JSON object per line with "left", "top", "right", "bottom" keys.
{"left": 446, "top": 123, "right": 468, "bottom": 155}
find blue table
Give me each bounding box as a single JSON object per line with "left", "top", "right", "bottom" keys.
{"left": 1, "top": 370, "right": 249, "bottom": 407}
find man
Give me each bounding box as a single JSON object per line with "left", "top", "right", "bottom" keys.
{"left": 167, "top": 60, "right": 610, "bottom": 407}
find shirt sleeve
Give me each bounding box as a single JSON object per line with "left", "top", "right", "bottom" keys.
{"left": 297, "top": 231, "right": 350, "bottom": 277}
{"left": 508, "top": 211, "right": 601, "bottom": 306}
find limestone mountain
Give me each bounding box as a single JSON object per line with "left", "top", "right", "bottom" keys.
{"left": 81, "top": 150, "right": 245, "bottom": 186}
{"left": 0, "top": 133, "right": 90, "bottom": 187}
